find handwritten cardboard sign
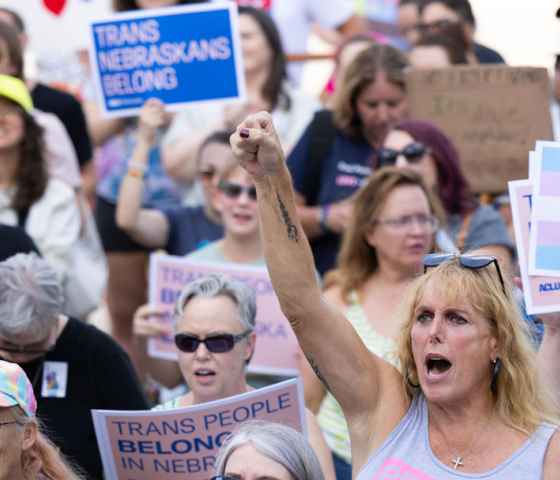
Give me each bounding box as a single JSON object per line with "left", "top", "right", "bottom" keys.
{"left": 147, "top": 254, "right": 300, "bottom": 376}
{"left": 407, "top": 66, "right": 552, "bottom": 193}
{"left": 88, "top": 3, "right": 245, "bottom": 117}
{"left": 92, "top": 378, "right": 306, "bottom": 480}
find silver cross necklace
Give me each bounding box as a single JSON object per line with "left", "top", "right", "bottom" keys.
{"left": 431, "top": 415, "right": 493, "bottom": 470}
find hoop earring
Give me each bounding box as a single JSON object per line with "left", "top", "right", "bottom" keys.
{"left": 406, "top": 370, "right": 420, "bottom": 389}
{"left": 491, "top": 358, "right": 501, "bottom": 393}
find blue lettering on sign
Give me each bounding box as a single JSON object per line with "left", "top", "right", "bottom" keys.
{"left": 153, "top": 455, "right": 216, "bottom": 473}
{"left": 539, "top": 281, "right": 560, "bottom": 292}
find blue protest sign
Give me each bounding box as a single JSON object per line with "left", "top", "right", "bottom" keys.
{"left": 88, "top": 3, "right": 245, "bottom": 117}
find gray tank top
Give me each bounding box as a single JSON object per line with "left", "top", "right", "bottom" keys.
{"left": 357, "top": 394, "right": 556, "bottom": 479}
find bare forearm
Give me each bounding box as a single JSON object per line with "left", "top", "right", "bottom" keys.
{"left": 254, "top": 167, "right": 321, "bottom": 317}
{"left": 537, "top": 324, "right": 560, "bottom": 404}
{"left": 116, "top": 140, "right": 150, "bottom": 230}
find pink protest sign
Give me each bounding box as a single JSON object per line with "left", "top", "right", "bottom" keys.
{"left": 508, "top": 180, "right": 560, "bottom": 314}
{"left": 92, "top": 378, "right": 306, "bottom": 480}
{"left": 147, "top": 254, "right": 300, "bottom": 375}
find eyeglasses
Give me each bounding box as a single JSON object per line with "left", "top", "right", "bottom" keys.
{"left": 174, "top": 331, "right": 252, "bottom": 354}
{"left": 417, "top": 19, "right": 457, "bottom": 34}
{"left": 0, "top": 343, "right": 54, "bottom": 356}
{"left": 0, "top": 421, "right": 19, "bottom": 429}
{"left": 375, "top": 213, "right": 438, "bottom": 232}
{"left": 198, "top": 167, "right": 216, "bottom": 180}
{"left": 210, "top": 476, "right": 237, "bottom": 480}
{"left": 423, "top": 253, "right": 506, "bottom": 294}
{"left": 218, "top": 181, "right": 257, "bottom": 201}
{"left": 377, "top": 142, "right": 427, "bottom": 167}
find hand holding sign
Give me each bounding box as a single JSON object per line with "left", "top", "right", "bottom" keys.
{"left": 133, "top": 303, "right": 173, "bottom": 339}
{"left": 138, "top": 98, "right": 169, "bottom": 145}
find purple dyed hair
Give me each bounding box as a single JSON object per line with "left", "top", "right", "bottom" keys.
{"left": 389, "top": 120, "right": 475, "bottom": 215}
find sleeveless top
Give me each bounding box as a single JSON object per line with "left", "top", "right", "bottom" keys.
{"left": 318, "top": 291, "right": 400, "bottom": 463}
{"left": 357, "top": 393, "right": 557, "bottom": 479}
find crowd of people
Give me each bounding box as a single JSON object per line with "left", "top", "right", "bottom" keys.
{"left": 0, "top": 0, "right": 559, "bottom": 479}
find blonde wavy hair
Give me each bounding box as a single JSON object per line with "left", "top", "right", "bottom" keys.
{"left": 397, "top": 258, "right": 559, "bottom": 435}
{"left": 9, "top": 406, "right": 84, "bottom": 480}
{"left": 324, "top": 167, "right": 445, "bottom": 301}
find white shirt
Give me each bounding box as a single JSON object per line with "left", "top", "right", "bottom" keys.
{"left": 0, "top": 178, "right": 80, "bottom": 278}
{"left": 218, "top": 0, "right": 355, "bottom": 84}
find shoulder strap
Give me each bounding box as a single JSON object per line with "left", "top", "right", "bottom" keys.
{"left": 17, "top": 207, "right": 30, "bottom": 229}
{"left": 302, "top": 109, "right": 336, "bottom": 205}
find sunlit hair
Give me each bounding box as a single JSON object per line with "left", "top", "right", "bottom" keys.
{"left": 324, "top": 167, "right": 444, "bottom": 301}
{"left": 7, "top": 406, "right": 84, "bottom": 479}
{"left": 215, "top": 421, "right": 324, "bottom": 480}
{"left": 397, "top": 257, "right": 559, "bottom": 434}
{"left": 0, "top": 253, "right": 62, "bottom": 341}
{"left": 174, "top": 273, "right": 256, "bottom": 333}
{"left": 333, "top": 44, "right": 409, "bottom": 138}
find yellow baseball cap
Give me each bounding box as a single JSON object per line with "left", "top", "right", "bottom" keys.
{"left": 0, "top": 74, "right": 33, "bottom": 112}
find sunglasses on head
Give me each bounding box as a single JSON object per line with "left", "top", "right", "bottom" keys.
{"left": 218, "top": 181, "right": 257, "bottom": 201}
{"left": 174, "top": 331, "right": 252, "bottom": 354}
{"left": 423, "top": 253, "right": 506, "bottom": 294}
{"left": 377, "top": 142, "right": 427, "bottom": 168}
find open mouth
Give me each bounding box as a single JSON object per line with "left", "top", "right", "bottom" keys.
{"left": 194, "top": 369, "right": 216, "bottom": 377}
{"left": 425, "top": 355, "right": 452, "bottom": 376}
{"left": 233, "top": 212, "right": 252, "bottom": 222}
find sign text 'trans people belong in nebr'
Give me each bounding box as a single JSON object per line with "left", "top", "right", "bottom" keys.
{"left": 88, "top": 3, "right": 246, "bottom": 117}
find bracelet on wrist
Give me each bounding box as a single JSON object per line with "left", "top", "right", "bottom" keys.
{"left": 127, "top": 168, "right": 145, "bottom": 180}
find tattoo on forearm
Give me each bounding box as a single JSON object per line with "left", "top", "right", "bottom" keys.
{"left": 276, "top": 192, "right": 299, "bottom": 242}
{"left": 306, "top": 354, "right": 330, "bottom": 391}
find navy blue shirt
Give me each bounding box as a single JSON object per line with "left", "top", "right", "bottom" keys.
{"left": 287, "top": 125, "right": 373, "bottom": 275}
{"left": 474, "top": 42, "right": 505, "bottom": 64}
{"left": 163, "top": 206, "right": 223, "bottom": 256}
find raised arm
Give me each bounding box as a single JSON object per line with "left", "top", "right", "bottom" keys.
{"left": 230, "top": 112, "right": 384, "bottom": 423}
{"left": 115, "top": 99, "right": 169, "bottom": 248}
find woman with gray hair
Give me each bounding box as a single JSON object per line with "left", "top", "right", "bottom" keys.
{"left": 213, "top": 420, "right": 325, "bottom": 480}
{"left": 149, "top": 273, "right": 335, "bottom": 479}
{"left": 0, "top": 252, "right": 148, "bottom": 479}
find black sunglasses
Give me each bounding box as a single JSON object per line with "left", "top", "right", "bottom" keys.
{"left": 218, "top": 181, "right": 257, "bottom": 201}
{"left": 174, "top": 331, "right": 252, "bottom": 354}
{"left": 377, "top": 142, "right": 427, "bottom": 167}
{"left": 423, "top": 253, "right": 506, "bottom": 294}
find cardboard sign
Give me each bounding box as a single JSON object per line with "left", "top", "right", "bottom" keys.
{"left": 509, "top": 180, "right": 560, "bottom": 314}
{"left": 407, "top": 66, "right": 553, "bottom": 193}
{"left": 88, "top": 3, "right": 245, "bottom": 117}
{"left": 92, "top": 378, "right": 306, "bottom": 480}
{"left": 147, "top": 254, "right": 300, "bottom": 376}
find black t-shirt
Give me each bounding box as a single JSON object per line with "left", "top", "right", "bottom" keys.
{"left": 31, "top": 83, "right": 93, "bottom": 168}
{"left": 18, "top": 318, "right": 148, "bottom": 479}
{"left": 0, "top": 224, "right": 41, "bottom": 261}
